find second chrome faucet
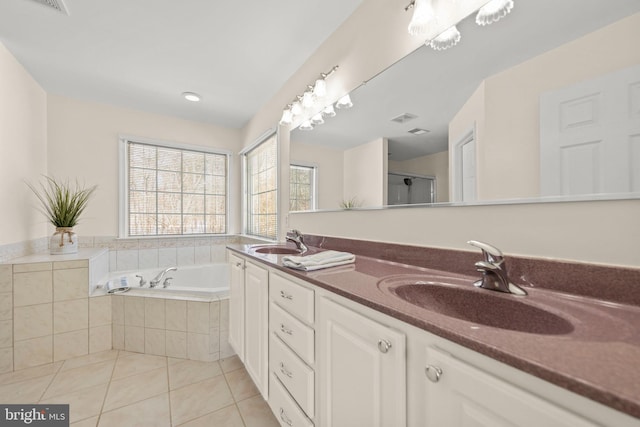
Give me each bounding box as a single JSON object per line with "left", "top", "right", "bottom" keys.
{"left": 467, "top": 240, "right": 527, "bottom": 296}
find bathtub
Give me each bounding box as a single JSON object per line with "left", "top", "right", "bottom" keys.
{"left": 100, "top": 263, "right": 229, "bottom": 302}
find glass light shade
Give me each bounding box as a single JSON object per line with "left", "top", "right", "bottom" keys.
{"left": 408, "top": 0, "right": 436, "bottom": 36}
{"left": 476, "top": 0, "right": 514, "bottom": 26}
{"left": 429, "top": 25, "right": 461, "bottom": 51}
{"left": 279, "top": 109, "right": 293, "bottom": 125}
{"left": 322, "top": 104, "right": 336, "bottom": 117}
{"left": 311, "top": 113, "right": 324, "bottom": 125}
{"left": 302, "top": 91, "right": 314, "bottom": 108}
{"left": 313, "top": 79, "right": 327, "bottom": 98}
{"left": 291, "top": 101, "right": 302, "bottom": 116}
{"left": 335, "top": 94, "right": 353, "bottom": 109}
{"left": 299, "top": 120, "right": 314, "bottom": 131}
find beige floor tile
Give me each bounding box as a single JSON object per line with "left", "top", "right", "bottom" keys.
{"left": 40, "top": 383, "right": 108, "bottom": 424}
{"left": 170, "top": 375, "right": 234, "bottom": 426}
{"left": 0, "top": 361, "right": 62, "bottom": 386}
{"left": 220, "top": 354, "right": 243, "bottom": 373}
{"left": 61, "top": 349, "right": 119, "bottom": 372}
{"left": 0, "top": 375, "right": 54, "bottom": 403}
{"left": 177, "top": 404, "right": 245, "bottom": 427}
{"left": 43, "top": 359, "right": 115, "bottom": 399}
{"left": 237, "top": 395, "right": 279, "bottom": 427}
{"left": 111, "top": 352, "right": 166, "bottom": 380}
{"left": 71, "top": 416, "right": 98, "bottom": 427}
{"left": 225, "top": 368, "right": 259, "bottom": 402}
{"left": 168, "top": 359, "right": 222, "bottom": 390}
{"left": 98, "top": 393, "right": 171, "bottom": 427}
{"left": 103, "top": 366, "right": 168, "bottom": 411}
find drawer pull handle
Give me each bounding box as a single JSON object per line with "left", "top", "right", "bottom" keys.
{"left": 378, "top": 339, "right": 392, "bottom": 353}
{"left": 280, "top": 290, "right": 293, "bottom": 300}
{"left": 280, "top": 324, "right": 293, "bottom": 335}
{"left": 279, "top": 362, "right": 293, "bottom": 378}
{"left": 279, "top": 408, "right": 293, "bottom": 426}
{"left": 235, "top": 262, "right": 242, "bottom": 267}
{"left": 425, "top": 365, "right": 443, "bottom": 383}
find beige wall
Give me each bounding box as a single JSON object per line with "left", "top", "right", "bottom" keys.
{"left": 0, "top": 43, "right": 48, "bottom": 246}
{"left": 47, "top": 95, "right": 242, "bottom": 237}
{"left": 389, "top": 151, "right": 449, "bottom": 203}
{"left": 453, "top": 12, "right": 640, "bottom": 201}
{"left": 343, "top": 138, "right": 387, "bottom": 207}
{"left": 290, "top": 140, "right": 344, "bottom": 210}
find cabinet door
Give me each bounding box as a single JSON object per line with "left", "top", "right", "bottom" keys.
{"left": 319, "top": 297, "right": 406, "bottom": 427}
{"left": 425, "top": 347, "right": 599, "bottom": 427}
{"left": 244, "top": 261, "right": 269, "bottom": 399}
{"left": 228, "top": 252, "right": 245, "bottom": 361}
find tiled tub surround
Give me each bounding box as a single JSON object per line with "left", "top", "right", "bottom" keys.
{"left": 0, "top": 249, "right": 111, "bottom": 373}
{"left": 111, "top": 294, "right": 232, "bottom": 362}
{"left": 229, "top": 236, "right": 640, "bottom": 420}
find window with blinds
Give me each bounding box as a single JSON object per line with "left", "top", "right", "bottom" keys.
{"left": 290, "top": 164, "right": 316, "bottom": 211}
{"left": 125, "top": 140, "right": 227, "bottom": 236}
{"left": 245, "top": 134, "right": 278, "bottom": 239}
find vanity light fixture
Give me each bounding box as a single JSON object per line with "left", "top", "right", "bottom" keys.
{"left": 279, "top": 65, "right": 339, "bottom": 126}
{"left": 279, "top": 108, "right": 294, "bottom": 126}
{"left": 299, "top": 120, "right": 314, "bottom": 131}
{"left": 428, "top": 25, "right": 461, "bottom": 51}
{"left": 182, "top": 92, "right": 201, "bottom": 102}
{"left": 406, "top": 0, "right": 436, "bottom": 36}
{"left": 301, "top": 91, "right": 314, "bottom": 108}
{"left": 322, "top": 104, "right": 336, "bottom": 117}
{"left": 476, "top": 0, "right": 514, "bottom": 26}
{"left": 311, "top": 113, "right": 325, "bottom": 125}
{"left": 335, "top": 94, "right": 353, "bottom": 109}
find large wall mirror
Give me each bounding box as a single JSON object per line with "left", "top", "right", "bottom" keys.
{"left": 289, "top": 0, "right": 640, "bottom": 210}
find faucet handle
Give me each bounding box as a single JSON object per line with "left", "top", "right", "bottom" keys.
{"left": 135, "top": 275, "right": 146, "bottom": 287}
{"left": 467, "top": 240, "right": 504, "bottom": 264}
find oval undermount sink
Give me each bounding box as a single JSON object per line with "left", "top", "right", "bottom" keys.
{"left": 252, "top": 246, "right": 301, "bottom": 255}
{"left": 378, "top": 275, "right": 574, "bottom": 335}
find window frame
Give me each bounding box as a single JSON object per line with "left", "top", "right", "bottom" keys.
{"left": 289, "top": 162, "right": 318, "bottom": 211}
{"left": 118, "top": 135, "right": 231, "bottom": 238}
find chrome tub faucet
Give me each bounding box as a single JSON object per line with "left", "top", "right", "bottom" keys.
{"left": 286, "top": 229, "right": 308, "bottom": 254}
{"left": 150, "top": 266, "right": 177, "bottom": 288}
{"left": 467, "top": 240, "right": 527, "bottom": 296}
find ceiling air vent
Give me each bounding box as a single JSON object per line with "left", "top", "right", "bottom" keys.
{"left": 390, "top": 113, "right": 418, "bottom": 124}
{"left": 28, "top": 0, "right": 69, "bottom": 15}
{"left": 407, "top": 128, "right": 430, "bottom": 135}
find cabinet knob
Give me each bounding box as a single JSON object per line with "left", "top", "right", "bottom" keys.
{"left": 279, "top": 408, "right": 293, "bottom": 426}
{"left": 425, "top": 365, "right": 443, "bottom": 383}
{"left": 377, "top": 339, "right": 392, "bottom": 353}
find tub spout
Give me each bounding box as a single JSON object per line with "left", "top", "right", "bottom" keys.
{"left": 150, "top": 267, "right": 177, "bottom": 288}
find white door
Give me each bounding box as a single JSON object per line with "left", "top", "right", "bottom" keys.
{"left": 425, "top": 347, "right": 599, "bottom": 427}
{"left": 318, "top": 297, "right": 406, "bottom": 427}
{"left": 452, "top": 127, "right": 477, "bottom": 202}
{"left": 244, "top": 261, "right": 269, "bottom": 399}
{"left": 540, "top": 64, "right": 640, "bottom": 196}
{"left": 228, "top": 252, "right": 245, "bottom": 361}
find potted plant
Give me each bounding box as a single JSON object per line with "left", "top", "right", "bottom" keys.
{"left": 27, "top": 176, "right": 97, "bottom": 254}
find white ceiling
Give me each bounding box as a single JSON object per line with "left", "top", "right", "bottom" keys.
{"left": 0, "top": 0, "right": 362, "bottom": 128}
{"left": 291, "top": 0, "right": 640, "bottom": 161}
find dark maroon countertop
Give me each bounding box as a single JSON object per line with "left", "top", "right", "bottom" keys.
{"left": 228, "top": 239, "right": 640, "bottom": 420}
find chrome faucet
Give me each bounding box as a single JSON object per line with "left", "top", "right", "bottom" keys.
{"left": 467, "top": 241, "right": 527, "bottom": 296}
{"left": 150, "top": 267, "right": 177, "bottom": 288}
{"left": 286, "top": 229, "right": 308, "bottom": 254}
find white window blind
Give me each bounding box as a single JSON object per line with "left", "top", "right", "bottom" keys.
{"left": 126, "top": 140, "right": 227, "bottom": 236}
{"left": 246, "top": 135, "right": 278, "bottom": 239}
{"left": 290, "top": 164, "right": 316, "bottom": 211}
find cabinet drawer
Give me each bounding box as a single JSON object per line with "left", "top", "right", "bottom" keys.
{"left": 271, "top": 302, "right": 315, "bottom": 364}
{"left": 269, "top": 373, "right": 314, "bottom": 427}
{"left": 270, "top": 333, "right": 315, "bottom": 418}
{"left": 270, "top": 273, "right": 314, "bottom": 324}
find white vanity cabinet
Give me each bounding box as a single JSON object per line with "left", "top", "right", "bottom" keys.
{"left": 228, "top": 252, "right": 245, "bottom": 361}
{"left": 244, "top": 260, "right": 270, "bottom": 399}
{"left": 317, "top": 296, "right": 407, "bottom": 427}
{"left": 423, "top": 346, "right": 599, "bottom": 427}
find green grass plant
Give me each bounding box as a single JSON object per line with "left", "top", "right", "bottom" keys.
{"left": 27, "top": 176, "right": 97, "bottom": 228}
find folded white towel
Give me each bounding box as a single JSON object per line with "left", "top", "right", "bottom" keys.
{"left": 282, "top": 250, "right": 355, "bottom": 271}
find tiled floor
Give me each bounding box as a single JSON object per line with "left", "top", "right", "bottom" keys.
{"left": 0, "top": 350, "right": 280, "bottom": 426}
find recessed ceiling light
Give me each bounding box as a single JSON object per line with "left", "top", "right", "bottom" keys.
{"left": 182, "top": 92, "right": 201, "bottom": 102}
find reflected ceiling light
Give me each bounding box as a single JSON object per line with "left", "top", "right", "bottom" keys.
{"left": 335, "top": 94, "right": 353, "bottom": 109}
{"left": 407, "top": 0, "right": 436, "bottom": 36}
{"left": 476, "top": 0, "right": 514, "bottom": 26}
{"left": 428, "top": 25, "right": 461, "bottom": 51}
{"left": 279, "top": 108, "right": 293, "bottom": 126}
{"left": 299, "top": 120, "right": 314, "bottom": 131}
{"left": 311, "top": 113, "right": 325, "bottom": 125}
{"left": 182, "top": 92, "right": 201, "bottom": 102}
{"left": 322, "top": 104, "right": 336, "bottom": 117}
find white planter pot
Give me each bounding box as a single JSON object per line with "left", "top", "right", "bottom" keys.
{"left": 50, "top": 227, "right": 78, "bottom": 255}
